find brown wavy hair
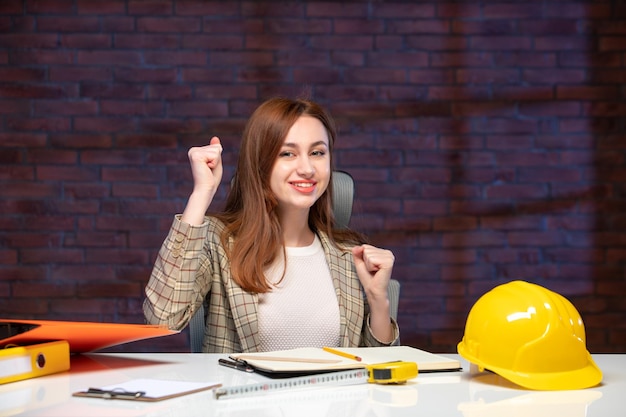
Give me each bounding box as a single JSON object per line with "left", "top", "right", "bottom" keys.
{"left": 215, "top": 97, "right": 366, "bottom": 293}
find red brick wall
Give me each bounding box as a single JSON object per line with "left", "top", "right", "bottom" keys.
{"left": 1, "top": 1, "right": 625, "bottom": 353}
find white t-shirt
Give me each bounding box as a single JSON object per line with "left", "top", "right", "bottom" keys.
{"left": 258, "top": 235, "right": 341, "bottom": 351}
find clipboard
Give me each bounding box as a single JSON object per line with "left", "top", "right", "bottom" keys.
{"left": 73, "top": 378, "right": 222, "bottom": 402}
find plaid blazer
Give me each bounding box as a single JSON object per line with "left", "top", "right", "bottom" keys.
{"left": 143, "top": 215, "right": 399, "bottom": 353}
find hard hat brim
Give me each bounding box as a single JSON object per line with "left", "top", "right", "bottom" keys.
{"left": 460, "top": 346, "right": 603, "bottom": 390}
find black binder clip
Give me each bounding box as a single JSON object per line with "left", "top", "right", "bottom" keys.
{"left": 85, "top": 387, "right": 146, "bottom": 400}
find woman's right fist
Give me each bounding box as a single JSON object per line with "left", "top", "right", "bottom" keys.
{"left": 187, "top": 136, "right": 223, "bottom": 196}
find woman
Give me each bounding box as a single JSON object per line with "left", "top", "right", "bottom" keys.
{"left": 143, "top": 97, "right": 399, "bottom": 353}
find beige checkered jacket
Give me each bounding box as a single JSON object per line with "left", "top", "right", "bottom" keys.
{"left": 143, "top": 215, "right": 399, "bottom": 353}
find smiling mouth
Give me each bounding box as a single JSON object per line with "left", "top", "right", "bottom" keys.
{"left": 292, "top": 182, "right": 315, "bottom": 188}
{"left": 290, "top": 181, "right": 317, "bottom": 193}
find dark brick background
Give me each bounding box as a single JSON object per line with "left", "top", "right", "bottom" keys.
{"left": 1, "top": 0, "right": 625, "bottom": 353}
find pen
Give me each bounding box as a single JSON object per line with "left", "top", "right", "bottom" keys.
{"left": 322, "top": 347, "right": 362, "bottom": 362}
{"left": 219, "top": 358, "right": 255, "bottom": 373}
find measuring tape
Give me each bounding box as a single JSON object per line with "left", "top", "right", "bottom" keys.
{"left": 213, "top": 361, "right": 418, "bottom": 400}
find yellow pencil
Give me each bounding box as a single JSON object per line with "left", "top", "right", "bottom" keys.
{"left": 322, "top": 346, "right": 362, "bottom": 362}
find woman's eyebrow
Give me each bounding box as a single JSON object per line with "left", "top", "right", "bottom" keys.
{"left": 281, "top": 140, "right": 329, "bottom": 149}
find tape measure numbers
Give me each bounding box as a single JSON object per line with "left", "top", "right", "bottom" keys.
{"left": 214, "top": 361, "right": 418, "bottom": 400}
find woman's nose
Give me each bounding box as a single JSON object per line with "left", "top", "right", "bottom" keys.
{"left": 296, "top": 157, "right": 315, "bottom": 177}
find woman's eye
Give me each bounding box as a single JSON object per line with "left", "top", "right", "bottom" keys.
{"left": 279, "top": 151, "right": 295, "bottom": 157}
{"left": 311, "top": 150, "right": 326, "bottom": 157}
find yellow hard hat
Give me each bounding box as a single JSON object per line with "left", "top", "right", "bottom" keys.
{"left": 457, "top": 280, "right": 602, "bottom": 390}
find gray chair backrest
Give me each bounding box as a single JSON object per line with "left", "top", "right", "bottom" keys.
{"left": 331, "top": 170, "right": 354, "bottom": 229}
{"left": 189, "top": 170, "right": 400, "bottom": 352}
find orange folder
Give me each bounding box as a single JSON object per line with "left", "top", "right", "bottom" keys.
{"left": 0, "top": 319, "right": 178, "bottom": 353}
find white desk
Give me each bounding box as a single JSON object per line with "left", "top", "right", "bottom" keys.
{"left": 0, "top": 353, "right": 622, "bottom": 417}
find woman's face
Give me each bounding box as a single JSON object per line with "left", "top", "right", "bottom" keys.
{"left": 270, "top": 115, "right": 331, "bottom": 214}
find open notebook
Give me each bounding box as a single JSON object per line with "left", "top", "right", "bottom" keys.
{"left": 229, "top": 346, "right": 461, "bottom": 378}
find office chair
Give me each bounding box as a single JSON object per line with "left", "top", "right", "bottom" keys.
{"left": 189, "top": 170, "right": 401, "bottom": 352}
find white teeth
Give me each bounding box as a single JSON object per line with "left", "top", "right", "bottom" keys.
{"left": 293, "top": 183, "right": 313, "bottom": 188}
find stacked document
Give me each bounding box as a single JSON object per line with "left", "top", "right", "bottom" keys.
{"left": 1, "top": 319, "right": 178, "bottom": 385}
